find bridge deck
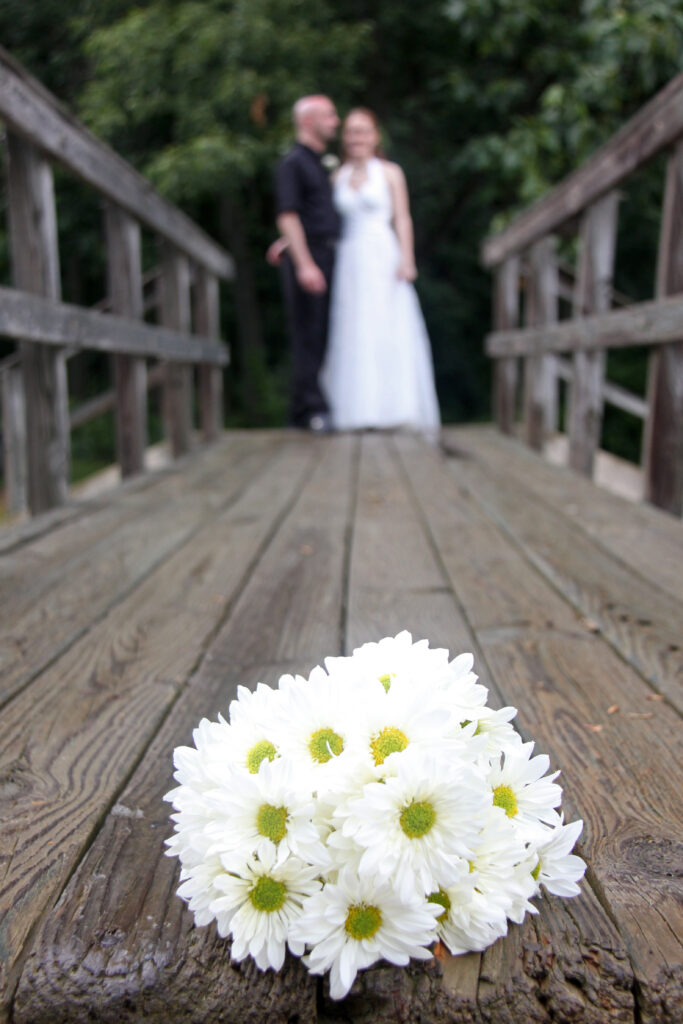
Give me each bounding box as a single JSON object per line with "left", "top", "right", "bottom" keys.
{"left": 1, "top": 427, "right": 681, "bottom": 1024}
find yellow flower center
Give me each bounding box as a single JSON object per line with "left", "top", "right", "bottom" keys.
{"left": 249, "top": 875, "right": 286, "bottom": 913}
{"left": 370, "top": 726, "right": 409, "bottom": 766}
{"left": 256, "top": 803, "right": 288, "bottom": 843}
{"left": 492, "top": 784, "right": 518, "bottom": 817}
{"left": 345, "top": 903, "right": 382, "bottom": 940}
{"left": 399, "top": 799, "right": 436, "bottom": 838}
{"left": 532, "top": 861, "right": 541, "bottom": 881}
{"left": 378, "top": 672, "right": 395, "bottom": 693}
{"left": 309, "top": 727, "right": 344, "bottom": 764}
{"left": 246, "top": 740, "right": 277, "bottom": 774}
{"left": 427, "top": 889, "right": 451, "bottom": 923}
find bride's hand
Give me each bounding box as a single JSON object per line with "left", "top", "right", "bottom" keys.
{"left": 397, "top": 261, "right": 417, "bottom": 282}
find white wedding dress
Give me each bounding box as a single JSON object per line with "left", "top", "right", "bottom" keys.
{"left": 321, "top": 157, "right": 440, "bottom": 434}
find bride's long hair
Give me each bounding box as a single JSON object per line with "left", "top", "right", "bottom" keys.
{"left": 342, "top": 107, "right": 385, "bottom": 159}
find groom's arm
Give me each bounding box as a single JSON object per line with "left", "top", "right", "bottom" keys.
{"left": 276, "top": 212, "right": 327, "bottom": 294}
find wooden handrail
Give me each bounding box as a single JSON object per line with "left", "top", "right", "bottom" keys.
{"left": 481, "top": 72, "right": 683, "bottom": 267}
{"left": 0, "top": 46, "right": 233, "bottom": 280}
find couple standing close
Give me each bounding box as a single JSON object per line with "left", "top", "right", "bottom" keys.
{"left": 272, "top": 95, "right": 440, "bottom": 436}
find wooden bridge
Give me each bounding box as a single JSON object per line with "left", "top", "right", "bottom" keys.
{"left": 1, "top": 49, "right": 682, "bottom": 1024}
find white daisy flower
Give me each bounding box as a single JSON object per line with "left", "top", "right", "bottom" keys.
{"left": 531, "top": 818, "right": 586, "bottom": 897}
{"left": 290, "top": 866, "right": 440, "bottom": 1000}
{"left": 210, "top": 842, "right": 321, "bottom": 971}
{"left": 204, "top": 757, "right": 329, "bottom": 867}
{"left": 325, "top": 630, "right": 452, "bottom": 698}
{"left": 487, "top": 741, "right": 562, "bottom": 833}
{"left": 338, "top": 749, "right": 488, "bottom": 901}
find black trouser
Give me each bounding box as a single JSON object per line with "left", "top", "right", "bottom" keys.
{"left": 280, "top": 240, "right": 335, "bottom": 427}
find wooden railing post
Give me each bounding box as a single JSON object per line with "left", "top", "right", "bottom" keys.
{"left": 1, "top": 360, "right": 27, "bottom": 515}
{"left": 194, "top": 267, "right": 223, "bottom": 441}
{"left": 643, "top": 141, "right": 683, "bottom": 514}
{"left": 5, "top": 132, "right": 69, "bottom": 514}
{"left": 568, "top": 190, "right": 620, "bottom": 476}
{"left": 492, "top": 256, "right": 520, "bottom": 434}
{"left": 104, "top": 204, "right": 147, "bottom": 476}
{"left": 159, "top": 245, "right": 193, "bottom": 457}
{"left": 523, "top": 237, "right": 559, "bottom": 450}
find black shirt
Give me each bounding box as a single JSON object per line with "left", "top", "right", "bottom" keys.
{"left": 275, "top": 143, "right": 340, "bottom": 242}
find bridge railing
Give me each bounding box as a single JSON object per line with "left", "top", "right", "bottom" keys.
{"left": 0, "top": 46, "right": 233, "bottom": 517}
{"left": 481, "top": 73, "right": 683, "bottom": 515}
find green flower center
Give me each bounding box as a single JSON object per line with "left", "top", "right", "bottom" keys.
{"left": 249, "top": 875, "right": 286, "bottom": 913}
{"left": 399, "top": 799, "right": 436, "bottom": 838}
{"left": 345, "top": 903, "right": 382, "bottom": 940}
{"left": 246, "top": 740, "right": 277, "bottom": 774}
{"left": 427, "top": 889, "right": 451, "bottom": 923}
{"left": 256, "top": 803, "right": 288, "bottom": 843}
{"left": 308, "top": 727, "right": 344, "bottom": 764}
{"left": 531, "top": 861, "right": 541, "bottom": 881}
{"left": 378, "top": 672, "right": 395, "bottom": 693}
{"left": 370, "top": 726, "right": 409, "bottom": 766}
{"left": 492, "top": 784, "right": 518, "bottom": 817}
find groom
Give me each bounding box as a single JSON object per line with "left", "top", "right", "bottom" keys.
{"left": 274, "top": 95, "right": 340, "bottom": 432}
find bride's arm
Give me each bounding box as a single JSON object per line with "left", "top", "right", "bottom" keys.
{"left": 386, "top": 163, "right": 417, "bottom": 282}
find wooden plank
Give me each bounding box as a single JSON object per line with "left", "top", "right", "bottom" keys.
{"left": 1, "top": 361, "right": 27, "bottom": 515}
{"left": 442, "top": 448, "right": 683, "bottom": 712}
{"left": 0, "top": 437, "right": 278, "bottom": 708}
{"left": 0, "top": 46, "right": 233, "bottom": 280}
{"left": 644, "top": 141, "right": 683, "bottom": 514}
{"left": 396, "top": 434, "right": 683, "bottom": 1023}
{"left": 444, "top": 426, "right": 683, "bottom": 604}
{"left": 0, "top": 284, "right": 228, "bottom": 365}
{"left": 486, "top": 292, "right": 683, "bottom": 358}
{"left": 557, "top": 358, "right": 648, "bottom": 420}
{"left": 568, "top": 191, "right": 620, "bottom": 477}
{"left": 492, "top": 256, "right": 520, "bottom": 435}
{"left": 194, "top": 268, "right": 224, "bottom": 441}
{"left": 0, "top": 435, "right": 321, "bottom": 1019}
{"left": 5, "top": 132, "right": 69, "bottom": 514}
{"left": 11, "top": 436, "right": 354, "bottom": 1023}
{"left": 523, "top": 237, "right": 559, "bottom": 450}
{"left": 159, "top": 247, "right": 193, "bottom": 457}
{"left": 105, "top": 205, "right": 147, "bottom": 477}
{"left": 69, "top": 364, "right": 165, "bottom": 431}
{"left": 481, "top": 72, "right": 683, "bottom": 267}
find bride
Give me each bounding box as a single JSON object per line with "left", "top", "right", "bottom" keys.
{"left": 322, "top": 108, "right": 440, "bottom": 435}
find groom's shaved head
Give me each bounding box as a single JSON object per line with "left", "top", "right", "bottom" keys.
{"left": 292, "top": 95, "right": 339, "bottom": 148}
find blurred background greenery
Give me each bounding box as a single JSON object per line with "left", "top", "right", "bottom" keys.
{"left": 1, "top": 0, "right": 682, "bottom": 481}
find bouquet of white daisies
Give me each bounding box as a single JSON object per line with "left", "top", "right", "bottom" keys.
{"left": 165, "top": 632, "right": 585, "bottom": 1000}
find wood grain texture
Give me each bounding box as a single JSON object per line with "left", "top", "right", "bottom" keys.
{"left": 481, "top": 72, "right": 683, "bottom": 266}
{"left": 522, "top": 237, "right": 559, "bottom": 450}
{"left": 442, "top": 452, "right": 683, "bottom": 711}
{"left": 492, "top": 258, "right": 520, "bottom": 435}
{"left": 0, "top": 436, "right": 318, "bottom": 1017}
{"left": 443, "top": 426, "right": 683, "bottom": 603}
{"left": 396, "top": 434, "right": 682, "bottom": 1023}
{"left": 0, "top": 437, "right": 276, "bottom": 706}
{"left": 12, "top": 436, "right": 355, "bottom": 1023}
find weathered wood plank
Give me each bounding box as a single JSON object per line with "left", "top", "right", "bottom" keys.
{"left": 440, "top": 445, "right": 682, "bottom": 712}
{"left": 5, "top": 132, "right": 69, "bottom": 514}
{"left": 159, "top": 247, "right": 193, "bottom": 457}
{"left": 481, "top": 72, "right": 683, "bottom": 267}
{"left": 485, "top": 293, "right": 683, "bottom": 358}
{"left": 492, "top": 257, "right": 520, "bottom": 435}
{"left": 644, "top": 140, "right": 683, "bottom": 514}
{"left": 443, "top": 426, "right": 683, "bottom": 604}
{"left": 194, "top": 268, "right": 224, "bottom": 442}
{"left": 523, "top": 237, "right": 559, "bottom": 450}
{"left": 105, "top": 205, "right": 147, "bottom": 477}
{"left": 324, "top": 434, "right": 635, "bottom": 1023}
{"left": 396, "top": 435, "right": 683, "bottom": 1024}
{"left": 568, "top": 191, "right": 620, "bottom": 476}
{"left": 556, "top": 358, "right": 648, "bottom": 420}
{"left": 0, "top": 284, "right": 228, "bottom": 365}
{"left": 0, "top": 437, "right": 278, "bottom": 707}
{"left": 12, "top": 436, "right": 355, "bottom": 1023}
{"left": 0, "top": 361, "right": 27, "bottom": 515}
{"left": 0, "top": 46, "right": 233, "bottom": 280}
{"left": 0, "top": 435, "right": 321, "bottom": 1019}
